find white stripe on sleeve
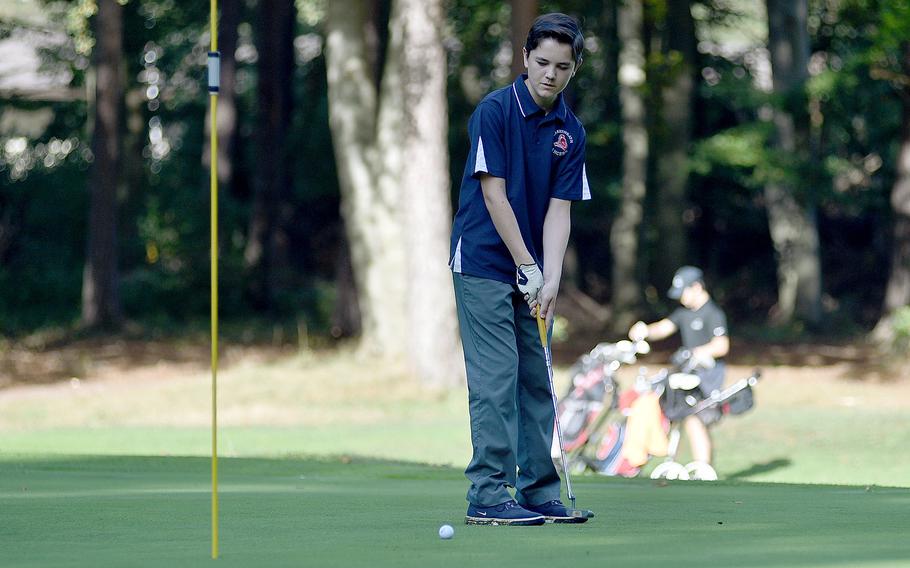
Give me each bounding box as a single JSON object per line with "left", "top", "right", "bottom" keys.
{"left": 582, "top": 164, "right": 591, "bottom": 200}
{"left": 451, "top": 237, "right": 463, "bottom": 272}
{"left": 474, "top": 137, "right": 488, "bottom": 174}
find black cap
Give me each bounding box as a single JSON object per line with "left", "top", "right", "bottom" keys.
{"left": 667, "top": 266, "right": 703, "bottom": 300}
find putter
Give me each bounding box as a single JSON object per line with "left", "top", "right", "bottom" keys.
{"left": 536, "top": 310, "right": 594, "bottom": 521}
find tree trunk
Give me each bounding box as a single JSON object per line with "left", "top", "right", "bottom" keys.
{"left": 652, "top": 0, "right": 694, "bottom": 287}
{"left": 874, "top": 43, "right": 910, "bottom": 340}
{"left": 330, "top": 231, "right": 361, "bottom": 338}
{"left": 81, "top": 0, "right": 123, "bottom": 329}
{"left": 510, "top": 0, "right": 538, "bottom": 79}
{"left": 325, "top": 0, "right": 407, "bottom": 357}
{"left": 244, "top": 0, "right": 295, "bottom": 310}
{"left": 610, "top": 0, "right": 648, "bottom": 334}
{"left": 326, "top": 0, "right": 461, "bottom": 385}
{"left": 764, "top": 0, "right": 822, "bottom": 325}
{"left": 603, "top": 1, "right": 618, "bottom": 96}
{"left": 398, "top": 0, "right": 462, "bottom": 387}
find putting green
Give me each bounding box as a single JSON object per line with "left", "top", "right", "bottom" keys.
{"left": 2, "top": 455, "right": 907, "bottom": 567}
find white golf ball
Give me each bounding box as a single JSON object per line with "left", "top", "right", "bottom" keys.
{"left": 438, "top": 524, "right": 454, "bottom": 540}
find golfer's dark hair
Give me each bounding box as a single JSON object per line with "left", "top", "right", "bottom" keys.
{"left": 525, "top": 13, "right": 584, "bottom": 66}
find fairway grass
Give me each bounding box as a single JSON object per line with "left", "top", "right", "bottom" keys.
{"left": 2, "top": 345, "right": 909, "bottom": 566}
{"left": 2, "top": 454, "right": 908, "bottom": 568}
{"left": 2, "top": 352, "right": 910, "bottom": 486}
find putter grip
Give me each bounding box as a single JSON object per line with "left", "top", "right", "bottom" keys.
{"left": 536, "top": 313, "right": 548, "bottom": 348}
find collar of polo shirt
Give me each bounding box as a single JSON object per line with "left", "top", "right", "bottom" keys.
{"left": 512, "top": 75, "right": 568, "bottom": 122}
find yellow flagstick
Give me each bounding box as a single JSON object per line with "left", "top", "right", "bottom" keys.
{"left": 208, "top": 0, "right": 220, "bottom": 559}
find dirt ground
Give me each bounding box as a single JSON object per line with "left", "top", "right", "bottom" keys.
{"left": 0, "top": 336, "right": 294, "bottom": 390}
{"left": 0, "top": 332, "right": 906, "bottom": 391}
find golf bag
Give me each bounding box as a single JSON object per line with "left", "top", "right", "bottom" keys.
{"left": 584, "top": 350, "right": 761, "bottom": 480}
{"left": 586, "top": 388, "right": 659, "bottom": 478}
{"left": 551, "top": 341, "right": 647, "bottom": 467}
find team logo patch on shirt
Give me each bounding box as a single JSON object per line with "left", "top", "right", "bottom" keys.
{"left": 553, "top": 129, "right": 573, "bottom": 157}
{"left": 691, "top": 318, "right": 704, "bottom": 331}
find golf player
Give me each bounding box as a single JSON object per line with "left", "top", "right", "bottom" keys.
{"left": 628, "top": 266, "right": 730, "bottom": 468}
{"left": 449, "top": 13, "right": 590, "bottom": 525}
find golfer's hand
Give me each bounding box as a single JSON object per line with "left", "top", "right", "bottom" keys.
{"left": 691, "top": 347, "right": 716, "bottom": 369}
{"left": 516, "top": 263, "right": 543, "bottom": 309}
{"left": 629, "top": 321, "right": 649, "bottom": 342}
{"left": 536, "top": 280, "right": 558, "bottom": 324}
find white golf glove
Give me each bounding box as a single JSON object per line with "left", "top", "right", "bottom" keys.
{"left": 629, "top": 321, "right": 649, "bottom": 342}
{"left": 691, "top": 349, "right": 716, "bottom": 370}
{"left": 516, "top": 263, "right": 543, "bottom": 307}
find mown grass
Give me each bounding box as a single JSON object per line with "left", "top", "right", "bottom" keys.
{"left": 2, "top": 346, "right": 908, "bottom": 566}
{"left": 1, "top": 347, "right": 908, "bottom": 487}
{"left": 2, "top": 454, "right": 908, "bottom": 568}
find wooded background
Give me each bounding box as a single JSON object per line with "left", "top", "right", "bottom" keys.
{"left": 1, "top": 0, "right": 908, "bottom": 386}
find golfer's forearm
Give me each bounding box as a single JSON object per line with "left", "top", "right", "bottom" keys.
{"left": 646, "top": 319, "right": 676, "bottom": 340}
{"left": 542, "top": 198, "right": 571, "bottom": 282}
{"left": 480, "top": 175, "right": 533, "bottom": 265}
{"left": 700, "top": 336, "right": 730, "bottom": 359}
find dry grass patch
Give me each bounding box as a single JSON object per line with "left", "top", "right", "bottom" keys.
{"left": 0, "top": 346, "right": 460, "bottom": 430}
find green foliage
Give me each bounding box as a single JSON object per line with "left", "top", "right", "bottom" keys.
{"left": 890, "top": 306, "right": 910, "bottom": 353}
{"left": 0, "top": 0, "right": 908, "bottom": 340}
{"left": 295, "top": 0, "right": 326, "bottom": 27}
{"left": 693, "top": 124, "right": 769, "bottom": 179}
{"left": 0, "top": 96, "right": 90, "bottom": 333}
{"left": 874, "top": 0, "right": 910, "bottom": 52}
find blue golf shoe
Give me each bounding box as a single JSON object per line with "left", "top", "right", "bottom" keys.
{"left": 465, "top": 500, "right": 545, "bottom": 526}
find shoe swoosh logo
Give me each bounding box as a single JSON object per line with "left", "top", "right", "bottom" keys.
{"left": 477, "top": 511, "right": 487, "bottom": 516}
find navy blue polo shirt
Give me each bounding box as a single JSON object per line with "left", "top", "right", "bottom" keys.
{"left": 449, "top": 75, "right": 590, "bottom": 284}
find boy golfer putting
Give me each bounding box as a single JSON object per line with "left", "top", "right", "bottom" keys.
{"left": 449, "top": 13, "right": 591, "bottom": 526}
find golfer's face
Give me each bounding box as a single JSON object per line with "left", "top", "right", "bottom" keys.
{"left": 523, "top": 38, "right": 576, "bottom": 108}
{"left": 680, "top": 283, "right": 700, "bottom": 308}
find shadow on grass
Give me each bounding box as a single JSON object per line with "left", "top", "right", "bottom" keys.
{"left": 0, "top": 453, "right": 464, "bottom": 483}
{"left": 726, "top": 457, "right": 793, "bottom": 480}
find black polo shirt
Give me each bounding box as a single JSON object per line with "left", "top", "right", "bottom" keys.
{"left": 669, "top": 299, "right": 728, "bottom": 353}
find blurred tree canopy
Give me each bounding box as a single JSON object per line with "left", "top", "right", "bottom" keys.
{"left": 0, "top": 0, "right": 908, "bottom": 357}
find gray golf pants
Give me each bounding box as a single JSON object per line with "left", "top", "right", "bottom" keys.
{"left": 453, "top": 273, "right": 562, "bottom": 507}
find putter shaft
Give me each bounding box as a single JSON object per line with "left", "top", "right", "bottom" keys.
{"left": 536, "top": 314, "right": 576, "bottom": 506}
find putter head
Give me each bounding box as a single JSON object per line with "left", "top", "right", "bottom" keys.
{"left": 569, "top": 508, "right": 595, "bottom": 519}
{"left": 567, "top": 496, "right": 594, "bottom": 519}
